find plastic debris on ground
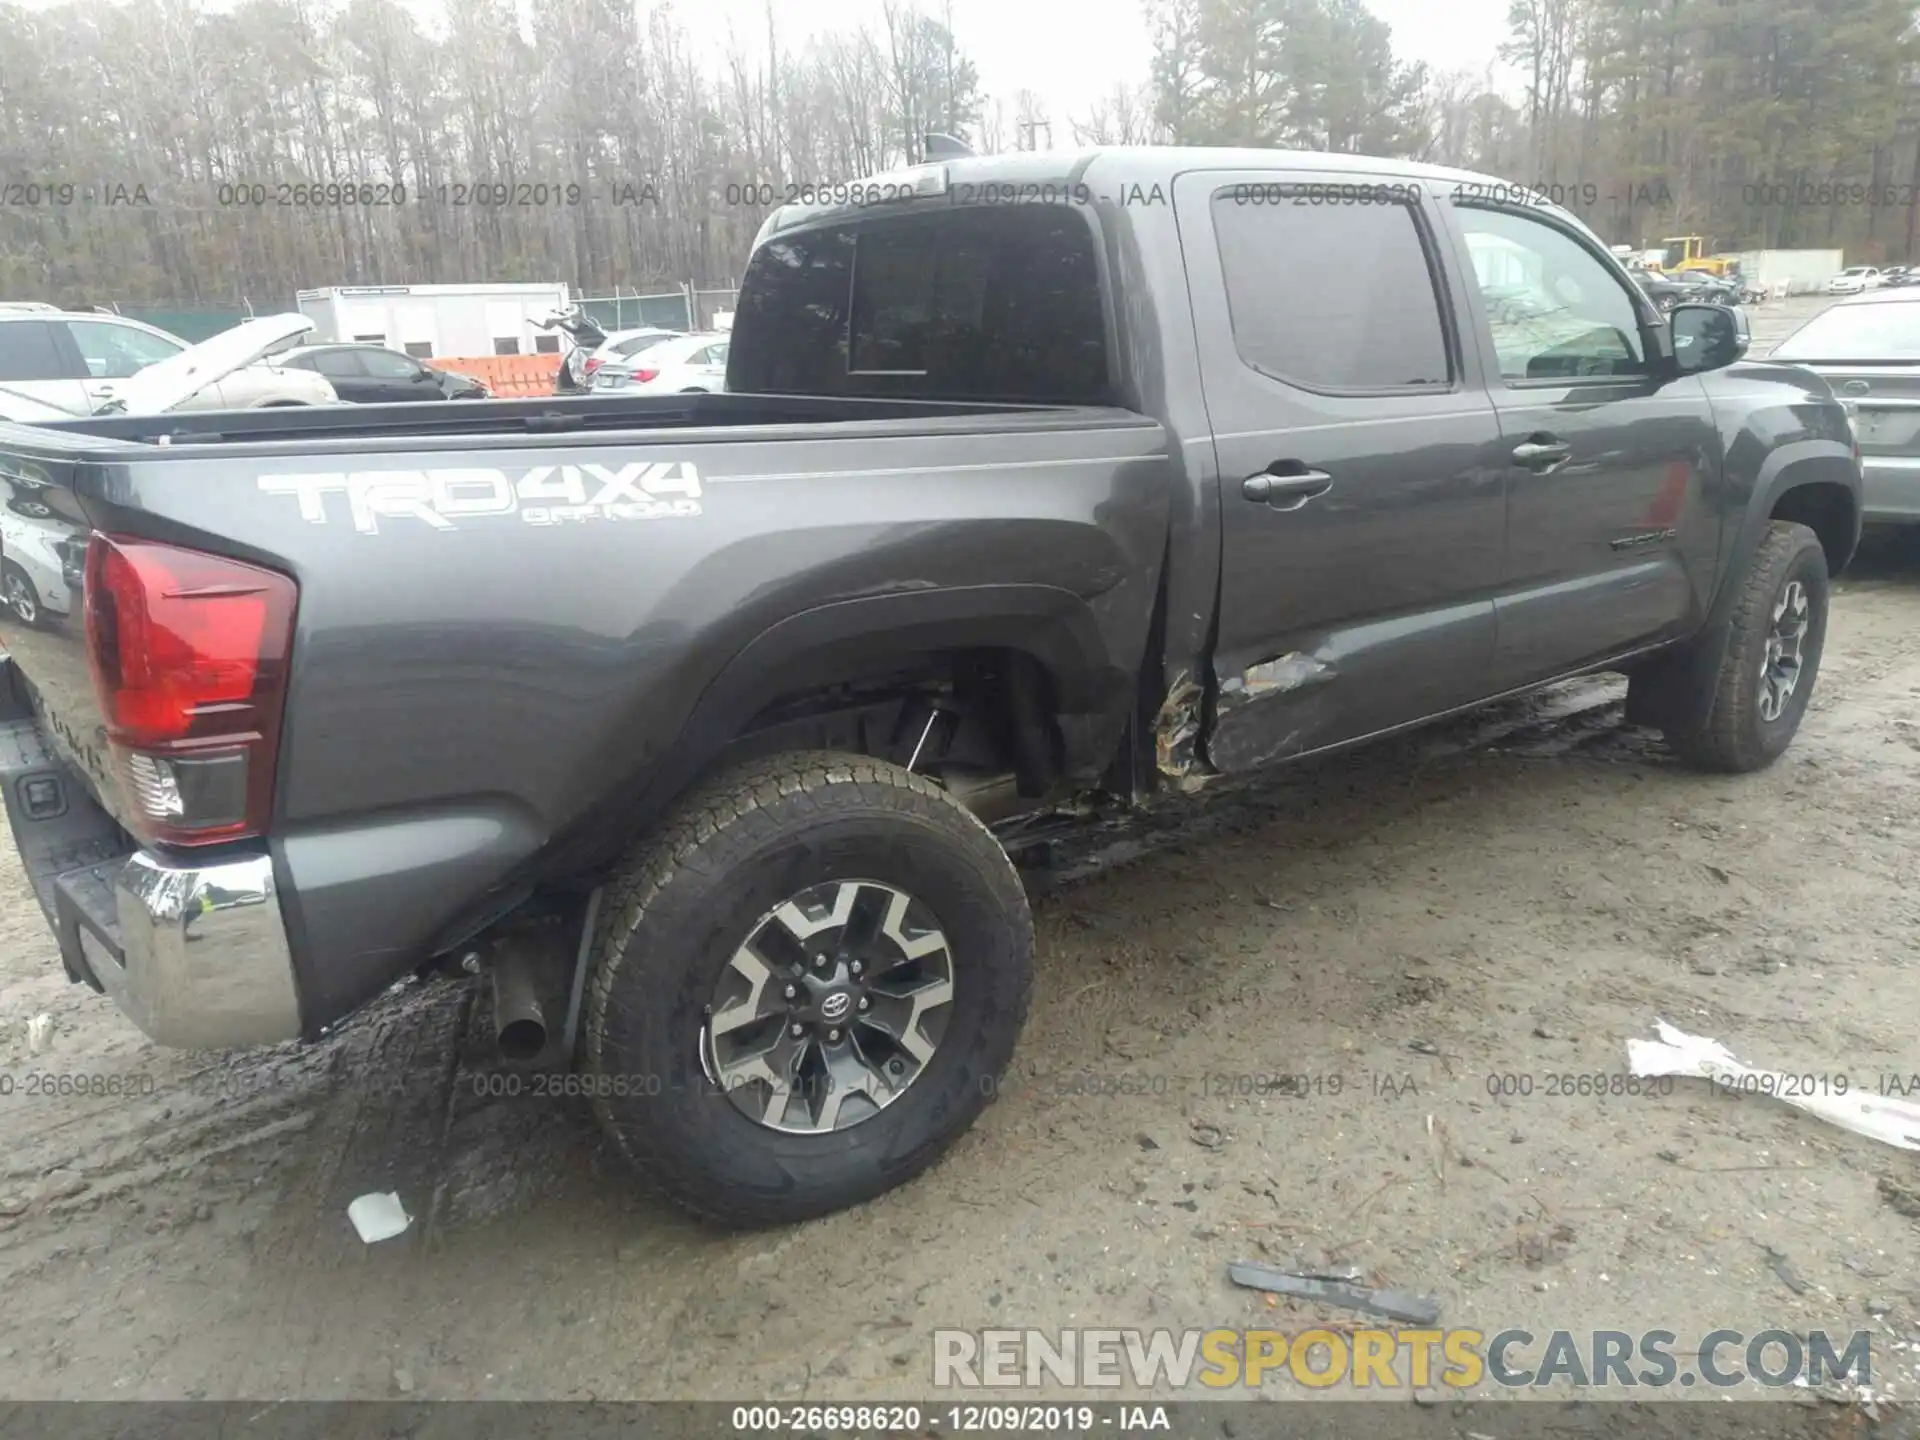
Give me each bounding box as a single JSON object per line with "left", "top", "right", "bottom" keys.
{"left": 1627, "top": 1019, "right": 1920, "bottom": 1152}
{"left": 347, "top": 1191, "right": 411, "bottom": 1244}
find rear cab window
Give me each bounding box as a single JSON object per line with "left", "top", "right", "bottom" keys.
{"left": 728, "top": 205, "right": 1110, "bottom": 404}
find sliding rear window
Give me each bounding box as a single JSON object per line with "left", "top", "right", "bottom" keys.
{"left": 728, "top": 205, "right": 1110, "bottom": 404}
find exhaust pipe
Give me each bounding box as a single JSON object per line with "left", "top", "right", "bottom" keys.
{"left": 490, "top": 947, "right": 550, "bottom": 1062}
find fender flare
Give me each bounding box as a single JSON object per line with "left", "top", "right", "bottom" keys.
{"left": 1723, "top": 439, "right": 1862, "bottom": 586}
{"left": 689, "top": 582, "right": 1131, "bottom": 730}
{"left": 564, "top": 583, "right": 1139, "bottom": 868}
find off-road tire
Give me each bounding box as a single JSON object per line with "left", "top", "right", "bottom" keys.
{"left": 1662, "top": 520, "right": 1828, "bottom": 773}
{"left": 583, "top": 751, "right": 1033, "bottom": 1227}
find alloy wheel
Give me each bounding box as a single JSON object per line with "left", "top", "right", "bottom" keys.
{"left": 1759, "top": 579, "right": 1810, "bottom": 722}
{"left": 702, "top": 879, "right": 956, "bottom": 1134}
{"left": 4, "top": 573, "right": 35, "bottom": 624}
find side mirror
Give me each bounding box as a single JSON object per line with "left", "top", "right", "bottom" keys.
{"left": 1669, "top": 302, "right": 1749, "bottom": 373}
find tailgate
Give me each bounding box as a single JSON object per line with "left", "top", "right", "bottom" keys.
{"left": 1816, "top": 365, "right": 1920, "bottom": 456}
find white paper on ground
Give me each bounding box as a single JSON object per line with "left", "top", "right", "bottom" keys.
{"left": 347, "top": 1191, "right": 412, "bottom": 1243}
{"left": 1627, "top": 1018, "right": 1920, "bottom": 1153}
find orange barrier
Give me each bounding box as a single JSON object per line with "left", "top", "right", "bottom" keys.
{"left": 427, "top": 354, "right": 563, "bottom": 397}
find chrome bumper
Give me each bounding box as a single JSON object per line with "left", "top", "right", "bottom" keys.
{"left": 1, "top": 699, "right": 303, "bottom": 1049}
{"left": 78, "top": 852, "right": 303, "bottom": 1049}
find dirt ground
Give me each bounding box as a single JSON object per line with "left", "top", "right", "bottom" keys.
{"left": 3, "top": 301, "right": 1918, "bottom": 1414}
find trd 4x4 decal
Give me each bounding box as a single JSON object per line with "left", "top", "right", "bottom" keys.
{"left": 258, "top": 462, "right": 703, "bottom": 534}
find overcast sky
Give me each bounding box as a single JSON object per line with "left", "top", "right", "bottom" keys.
{"left": 668, "top": 0, "right": 1518, "bottom": 126}
{"left": 12, "top": 0, "right": 1519, "bottom": 120}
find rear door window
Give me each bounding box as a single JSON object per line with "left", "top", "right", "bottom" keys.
{"left": 313, "top": 349, "right": 368, "bottom": 379}
{"left": 0, "top": 321, "right": 78, "bottom": 381}
{"left": 1210, "top": 190, "right": 1451, "bottom": 391}
{"left": 729, "top": 205, "right": 1108, "bottom": 403}
{"left": 360, "top": 348, "right": 422, "bottom": 379}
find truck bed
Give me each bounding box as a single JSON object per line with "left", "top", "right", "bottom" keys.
{"left": 12, "top": 390, "right": 1118, "bottom": 452}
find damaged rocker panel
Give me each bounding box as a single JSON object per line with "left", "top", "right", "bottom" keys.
{"left": 1152, "top": 673, "right": 1212, "bottom": 788}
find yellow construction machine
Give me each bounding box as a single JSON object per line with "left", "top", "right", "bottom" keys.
{"left": 1660, "top": 235, "right": 1742, "bottom": 277}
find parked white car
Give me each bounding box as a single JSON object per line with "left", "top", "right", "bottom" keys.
{"left": 593, "top": 332, "right": 729, "bottom": 393}
{"left": 583, "top": 326, "right": 685, "bottom": 382}
{"left": 0, "top": 502, "right": 80, "bottom": 628}
{"left": 1828, "top": 266, "right": 1885, "bottom": 295}
{"left": 0, "top": 309, "right": 336, "bottom": 418}
{"left": 0, "top": 314, "right": 324, "bottom": 423}
{"left": 0, "top": 314, "right": 329, "bottom": 625}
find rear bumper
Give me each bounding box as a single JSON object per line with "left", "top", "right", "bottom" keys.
{"left": 1861, "top": 455, "right": 1920, "bottom": 524}
{"left": 0, "top": 667, "right": 301, "bottom": 1048}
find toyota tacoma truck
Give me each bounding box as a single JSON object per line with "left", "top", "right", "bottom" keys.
{"left": 0, "top": 147, "right": 1862, "bottom": 1227}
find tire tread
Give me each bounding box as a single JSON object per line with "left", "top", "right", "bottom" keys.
{"left": 1665, "top": 519, "right": 1826, "bottom": 772}
{"left": 582, "top": 750, "right": 1032, "bottom": 1226}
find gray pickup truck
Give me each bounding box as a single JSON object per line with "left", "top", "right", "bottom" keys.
{"left": 0, "top": 147, "right": 1862, "bottom": 1227}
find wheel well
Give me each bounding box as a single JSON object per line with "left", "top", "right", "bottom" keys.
{"left": 1771, "top": 481, "right": 1857, "bottom": 575}
{"left": 724, "top": 646, "right": 1066, "bottom": 801}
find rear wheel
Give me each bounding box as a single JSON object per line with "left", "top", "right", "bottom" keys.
{"left": 583, "top": 751, "right": 1033, "bottom": 1226}
{"left": 1662, "top": 521, "right": 1828, "bottom": 772}
{"left": 1, "top": 561, "right": 42, "bottom": 627}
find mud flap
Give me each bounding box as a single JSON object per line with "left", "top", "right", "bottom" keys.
{"left": 1626, "top": 617, "right": 1734, "bottom": 733}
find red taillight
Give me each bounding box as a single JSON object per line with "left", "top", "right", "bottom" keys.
{"left": 84, "top": 535, "right": 297, "bottom": 848}
{"left": 584, "top": 356, "right": 602, "bottom": 374}
{"left": 633, "top": 367, "right": 659, "bottom": 384}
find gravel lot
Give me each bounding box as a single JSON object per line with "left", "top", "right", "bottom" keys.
{"left": 3, "top": 297, "right": 1917, "bottom": 1414}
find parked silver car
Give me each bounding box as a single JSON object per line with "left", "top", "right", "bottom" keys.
{"left": 0, "top": 309, "right": 336, "bottom": 416}
{"left": 1771, "top": 288, "right": 1920, "bottom": 524}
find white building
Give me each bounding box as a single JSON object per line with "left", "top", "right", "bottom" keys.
{"left": 1726, "top": 250, "right": 1846, "bottom": 295}
{"left": 295, "top": 283, "right": 571, "bottom": 359}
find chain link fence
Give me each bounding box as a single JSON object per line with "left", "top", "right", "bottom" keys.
{"left": 576, "top": 284, "right": 738, "bottom": 334}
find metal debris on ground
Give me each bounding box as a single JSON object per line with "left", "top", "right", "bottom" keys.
{"left": 1227, "top": 1260, "right": 1441, "bottom": 1325}
{"left": 1627, "top": 1019, "right": 1920, "bottom": 1151}
{"left": 347, "top": 1191, "right": 411, "bottom": 1244}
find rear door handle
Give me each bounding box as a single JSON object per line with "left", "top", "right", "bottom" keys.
{"left": 1512, "top": 438, "right": 1572, "bottom": 471}
{"left": 1243, "top": 463, "right": 1334, "bottom": 508}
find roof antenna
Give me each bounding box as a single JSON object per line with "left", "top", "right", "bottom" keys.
{"left": 923, "top": 132, "right": 975, "bottom": 161}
